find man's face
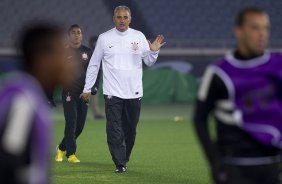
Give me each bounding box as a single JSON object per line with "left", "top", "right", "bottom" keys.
{"left": 41, "top": 36, "right": 76, "bottom": 89}
{"left": 69, "top": 27, "right": 83, "bottom": 46}
{"left": 235, "top": 13, "right": 270, "bottom": 55}
{"left": 113, "top": 9, "right": 131, "bottom": 32}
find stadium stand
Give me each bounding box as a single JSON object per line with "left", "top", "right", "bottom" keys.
{"left": 1, "top": 0, "right": 281, "bottom": 49}
{"left": 132, "top": 0, "right": 282, "bottom": 48}
{"left": 0, "top": 0, "right": 113, "bottom": 48}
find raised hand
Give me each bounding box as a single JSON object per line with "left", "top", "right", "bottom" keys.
{"left": 148, "top": 35, "right": 166, "bottom": 52}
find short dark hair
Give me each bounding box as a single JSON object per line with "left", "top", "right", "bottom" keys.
{"left": 235, "top": 7, "right": 266, "bottom": 27}
{"left": 19, "top": 22, "right": 62, "bottom": 71}
{"left": 68, "top": 24, "right": 80, "bottom": 34}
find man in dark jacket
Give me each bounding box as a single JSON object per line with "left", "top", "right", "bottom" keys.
{"left": 55, "top": 24, "right": 100, "bottom": 163}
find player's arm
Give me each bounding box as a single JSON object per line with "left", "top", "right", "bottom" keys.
{"left": 91, "top": 67, "right": 102, "bottom": 95}
{"left": 193, "top": 67, "right": 228, "bottom": 166}
{"left": 141, "top": 33, "right": 165, "bottom": 67}
{"left": 80, "top": 36, "right": 103, "bottom": 100}
{"left": 87, "top": 49, "right": 102, "bottom": 96}
{"left": 0, "top": 94, "right": 35, "bottom": 182}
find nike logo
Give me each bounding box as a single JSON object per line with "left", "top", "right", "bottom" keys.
{"left": 109, "top": 46, "right": 114, "bottom": 48}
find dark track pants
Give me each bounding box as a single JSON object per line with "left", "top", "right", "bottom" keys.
{"left": 104, "top": 95, "right": 141, "bottom": 167}
{"left": 59, "top": 91, "right": 88, "bottom": 157}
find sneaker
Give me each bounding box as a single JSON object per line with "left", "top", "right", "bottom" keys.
{"left": 115, "top": 166, "right": 127, "bottom": 173}
{"left": 67, "top": 154, "right": 80, "bottom": 163}
{"left": 55, "top": 147, "right": 65, "bottom": 162}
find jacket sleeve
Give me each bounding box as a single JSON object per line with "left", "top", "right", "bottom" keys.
{"left": 140, "top": 33, "right": 159, "bottom": 67}
{"left": 83, "top": 36, "right": 103, "bottom": 93}
{"left": 193, "top": 66, "right": 228, "bottom": 166}
{"left": 91, "top": 67, "right": 102, "bottom": 95}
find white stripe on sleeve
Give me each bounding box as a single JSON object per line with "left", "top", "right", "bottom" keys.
{"left": 197, "top": 67, "right": 214, "bottom": 101}
{"left": 2, "top": 94, "right": 33, "bottom": 155}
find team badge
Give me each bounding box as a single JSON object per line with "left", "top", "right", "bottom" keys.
{"left": 82, "top": 52, "right": 88, "bottom": 60}
{"left": 131, "top": 42, "right": 139, "bottom": 51}
{"left": 66, "top": 93, "right": 71, "bottom": 102}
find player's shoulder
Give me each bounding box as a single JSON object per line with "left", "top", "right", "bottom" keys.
{"left": 0, "top": 72, "right": 38, "bottom": 104}
{"left": 80, "top": 45, "right": 92, "bottom": 52}
{"left": 207, "top": 56, "right": 227, "bottom": 69}
{"left": 129, "top": 28, "right": 142, "bottom": 34}
{"left": 270, "top": 52, "right": 282, "bottom": 59}
{"left": 201, "top": 57, "right": 228, "bottom": 80}
{"left": 129, "top": 28, "right": 145, "bottom": 37}
{"left": 99, "top": 28, "right": 116, "bottom": 38}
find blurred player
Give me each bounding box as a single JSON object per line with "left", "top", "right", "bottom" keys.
{"left": 194, "top": 8, "right": 282, "bottom": 184}
{"left": 80, "top": 5, "right": 165, "bottom": 173}
{"left": 55, "top": 24, "right": 100, "bottom": 163}
{"left": 89, "top": 36, "right": 104, "bottom": 119}
{"left": 0, "top": 23, "right": 74, "bottom": 184}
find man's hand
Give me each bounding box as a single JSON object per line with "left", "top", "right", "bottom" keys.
{"left": 148, "top": 35, "right": 166, "bottom": 52}
{"left": 79, "top": 92, "right": 91, "bottom": 103}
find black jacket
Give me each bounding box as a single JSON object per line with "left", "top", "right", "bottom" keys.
{"left": 65, "top": 45, "right": 101, "bottom": 95}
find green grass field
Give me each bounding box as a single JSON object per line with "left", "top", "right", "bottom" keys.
{"left": 52, "top": 104, "right": 212, "bottom": 184}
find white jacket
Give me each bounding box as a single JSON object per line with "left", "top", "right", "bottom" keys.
{"left": 83, "top": 27, "right": 159, "bottom": 99}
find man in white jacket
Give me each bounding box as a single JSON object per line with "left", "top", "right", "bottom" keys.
{"left": 80, "top": 5, "right": 165, "bottom": 173}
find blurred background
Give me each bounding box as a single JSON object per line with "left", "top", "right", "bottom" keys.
{"left": 1, "top": 1, "right": 282, "bottom": 183}
{"left": 1, "top": 0, "right": 282, "bottom": 105}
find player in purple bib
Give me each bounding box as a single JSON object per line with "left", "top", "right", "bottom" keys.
{"left": 194, "top": 8, "right": 282, "bottom": 184}
{"left": 0, "top": 23, "right": 74, "bottom": 184}
{"left": 216, "top": 52, "right": 282, "bottom": 147}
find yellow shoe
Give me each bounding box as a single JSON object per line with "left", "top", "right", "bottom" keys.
{"left": 68, "top": 154, "right": 80, "bottom": 163}
{"left": 55, "top": 147, "right": 65, "bottom": 162}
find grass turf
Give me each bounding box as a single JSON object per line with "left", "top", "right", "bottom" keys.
{"left": 52, "top": 104, "right": 212, "bottom": 184}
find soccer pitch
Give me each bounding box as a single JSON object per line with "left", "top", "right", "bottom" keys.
{"left": 52, "top": 104, "right": 212, "bottom": 184}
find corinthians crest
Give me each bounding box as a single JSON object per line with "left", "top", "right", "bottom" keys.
{"left": 131, "top": 42, "right": 139, "bottom": 51}
{"left": 81, "top": 52, "right": 88, "bottom": 60}
{"left": 66, "top": 93, "right": 71, "bottom": 102}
